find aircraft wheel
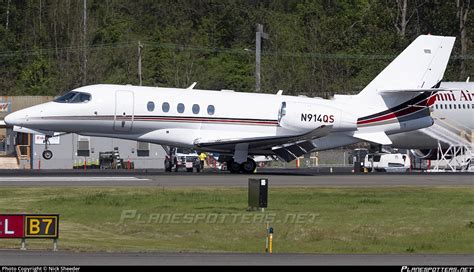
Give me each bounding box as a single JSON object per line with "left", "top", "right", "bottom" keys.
{"left": 241, "top": 159, "right": 256, "bottom": 174}
{"left": 42, "top": 150, "right": 53, "bottom": 160}
{"left": 164, "top": 159, "right": 172, "bottom": 172}
{"left": 227, "top": 160, "right": 241, "bottom": 174}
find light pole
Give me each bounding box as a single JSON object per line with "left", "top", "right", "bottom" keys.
{"left": 255, "top": 24, "right": 268, "bottom": 92}
{"left": 138, "top": 41, "right": 143, "bottom": 86}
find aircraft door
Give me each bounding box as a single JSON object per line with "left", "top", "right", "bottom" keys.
{"left": 114, "top": 90, "right": 134, "bottom": 132}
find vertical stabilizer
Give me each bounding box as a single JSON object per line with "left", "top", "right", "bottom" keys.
{"left": 357, "top": 35, "right": 455, "bottom": 98}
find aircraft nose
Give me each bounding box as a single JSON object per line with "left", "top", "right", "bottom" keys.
{"left": 4, "top": 110, "right": 26, "bottom": 127}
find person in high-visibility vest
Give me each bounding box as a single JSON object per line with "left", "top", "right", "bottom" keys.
{"left": 198, "top": 152, "right": 207, "bottom": 170}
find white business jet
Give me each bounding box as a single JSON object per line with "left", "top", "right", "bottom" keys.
{"left": 5, "top": 35, "right": 455, "bottom": 173}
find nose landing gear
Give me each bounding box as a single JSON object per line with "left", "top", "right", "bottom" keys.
{"left": 42, "top": 135, "right": 53, "bottom": 160}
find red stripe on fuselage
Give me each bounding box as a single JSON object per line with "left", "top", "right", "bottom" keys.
{"left": 357, "top": 94, "right": 435, "bottom": 125}
{"left": 40, "top": 115, "right": 279, "bottom": 126}
{"left": 135, "top": 116, "right": 278, "bottom": 125}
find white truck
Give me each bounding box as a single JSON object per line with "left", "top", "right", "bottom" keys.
{"left": 364, "top": 152, "right": 411, "bottom": 172}
{"left": 164, "top": 147, "right": 201, "bottom": 172}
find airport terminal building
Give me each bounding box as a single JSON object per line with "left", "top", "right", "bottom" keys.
{"left": 0, "top": 96, "right": 166, "bottom": 169}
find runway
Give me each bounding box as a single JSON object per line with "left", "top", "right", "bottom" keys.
{"left": 0, "top": 250, "right": 473, "bottom": 265}
{"left": 0, "top": 173, "right": 472, "bottom": 187}
{"left": 0, "top": 173, "right": 472, "bottom": 266}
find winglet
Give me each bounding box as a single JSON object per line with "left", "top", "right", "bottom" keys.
{"left": 352, "top": 131, "right": 392, "bottom": 145}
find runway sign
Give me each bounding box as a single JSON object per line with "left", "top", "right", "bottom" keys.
{"left": 25, "top": 215, "right": 59, "bottom": 238}
{"left": 0, "top": 214, "right": 59, "bottom": 239}
{"left": 0, "top": 215, "right": 24, "bottom": 238}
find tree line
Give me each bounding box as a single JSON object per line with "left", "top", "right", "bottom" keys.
{"left": 0, "top": 0, "right": 471, "bottom": 97}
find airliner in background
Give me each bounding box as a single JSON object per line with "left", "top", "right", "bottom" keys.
{"left": 5, "top": 35, "right": 456, "bottom": 173}
{"left": 389, "top": 81, "right": 474, "bottom": 161}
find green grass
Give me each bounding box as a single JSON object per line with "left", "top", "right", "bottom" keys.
{"left": 0, "top": 186, "right": 473, "bottom": 253}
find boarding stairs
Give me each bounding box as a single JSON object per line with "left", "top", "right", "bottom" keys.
{"left": 0, "top": 156, "right": 20, "bottom": 169}
{"left": 423, "top": 115, "right": 473, "bottom": 172}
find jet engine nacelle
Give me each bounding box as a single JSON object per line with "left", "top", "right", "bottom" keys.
{"left": 410, "top": 149, "right": 436, "bottom": 160}
{"left": 278, "top": 101, "right": 357, "bottom": 132}
{"left": 410, "top": 148, "right": 455, "bottom": 160}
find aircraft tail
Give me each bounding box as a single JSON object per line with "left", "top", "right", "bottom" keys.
{"left": 357, "top": 35, "right": 455, "bottom": 98}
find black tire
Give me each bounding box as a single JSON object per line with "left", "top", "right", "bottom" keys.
{"left": 241, "top": 159, "right": 256, "bottom": 174}
{"left": 164, "top": 159, "right": 172, "bottom": 172}
{"left": 228, "top": 161, "right": 241, "bottom": 174}
{"left": 42, "top": 150, "right": 53, "bottom": 160}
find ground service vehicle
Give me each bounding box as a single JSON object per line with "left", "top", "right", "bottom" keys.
{"left": 364, "top": 153, "right": 410, "bottom": 172}
{"left": 164, "top": 147, "right": 200, "bottom": 172}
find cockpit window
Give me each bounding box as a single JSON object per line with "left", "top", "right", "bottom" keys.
{"left": 54, "top": 91, "right": 91, "bottom": 103}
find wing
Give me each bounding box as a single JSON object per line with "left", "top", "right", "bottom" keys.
{"left": 195, "top": 125, "right": 332, "bottom": 153}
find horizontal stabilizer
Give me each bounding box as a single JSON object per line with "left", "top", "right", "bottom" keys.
{"left": 352, "top": 131, "right": 392, "bottom": 145}
{"left": 378, "top": 88, "right": 452, "bottom": 94}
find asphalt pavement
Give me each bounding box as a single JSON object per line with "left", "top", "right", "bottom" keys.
{"left": 0, "top": 172, "right": 471, "bottom": 187}
{"left": 0, "top": 251, "right": 473, "bottom": 266}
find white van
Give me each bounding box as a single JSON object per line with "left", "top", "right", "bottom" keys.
{"left": 364, "top": 153, "right": 411, "bottom": 172}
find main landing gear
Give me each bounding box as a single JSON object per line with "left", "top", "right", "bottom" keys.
{"left": 226, "top": 144, "right": 257, "bottom": 174}
{"left": 227, "top": 158, "right": 257, "bottom": 174}
{"left": 42, "top": 135, "right": 53, "bottom": 160}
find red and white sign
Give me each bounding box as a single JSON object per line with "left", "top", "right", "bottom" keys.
{"left": 34, "top": 134, "right": 60, "bottom": 145}
{"left": 0, "top": 215, "right": 24, "bottom": 238}
{"left": 0, "top": 102, "right": 10, "bottom": 112}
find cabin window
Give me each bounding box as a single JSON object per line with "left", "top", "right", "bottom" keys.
{"left": 435, "top": 104, "right": 438, "bottom": 110}
{"left": 454, "top": 104, "right": 457, "bottom": 109}
{"left": 207, "top": 105, "right": 215, "bottom": 115}
{"left": 147, "top": 101, "right": 155, "bottom": 112}
{"left": 463, "top": 104, "right": 466, "bottom": 109}
{"left": 54, "top": 91, "right": 91, "bottom": 103}
{"left": 449, "top": 104, "right": 452, "bottom": 109}
{"left": 177, "top": 103, "right": 185, "bottom": 113}
{"left": 192, "top": 104, "right": 200, "bottom": 114}
{"left": 162, "top": 102, "right": 170, "bottom": 112}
